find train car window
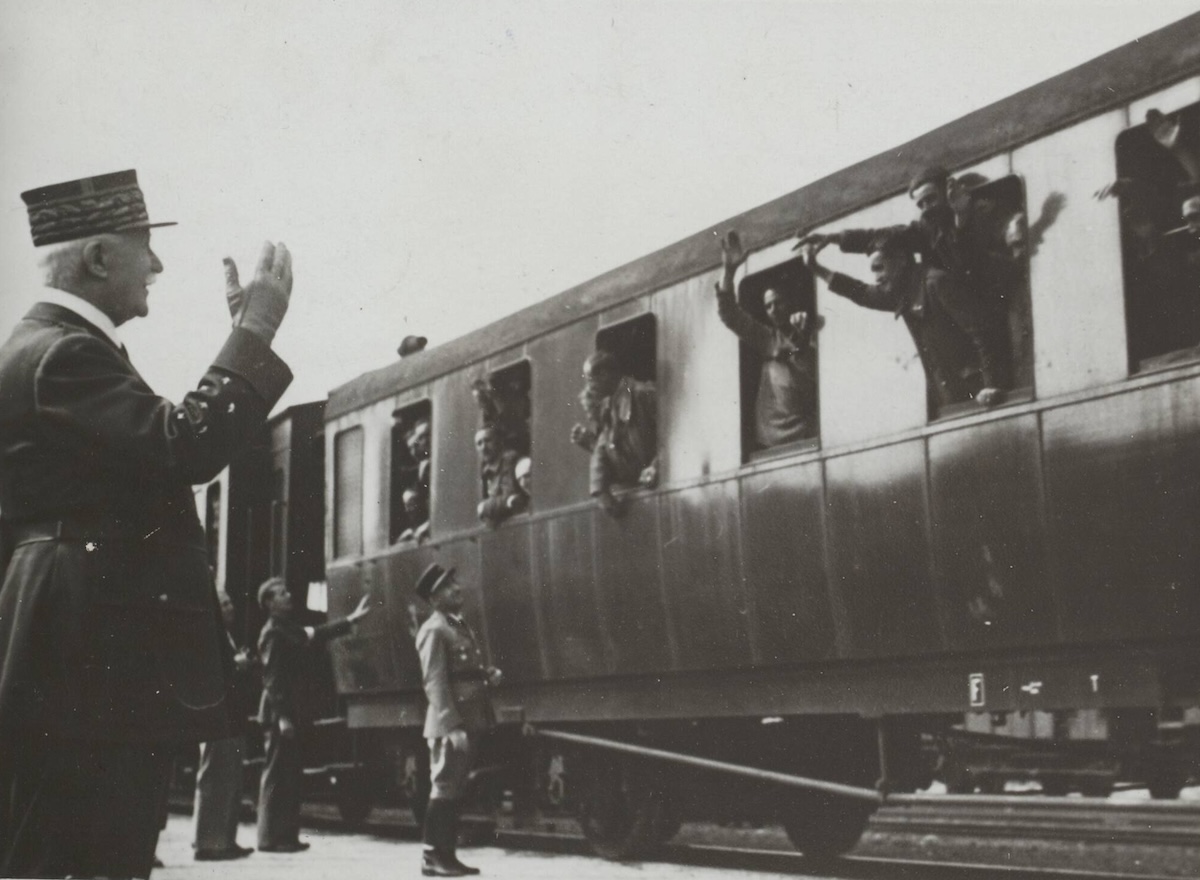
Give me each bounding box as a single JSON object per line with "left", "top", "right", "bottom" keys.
{"left": 473, "top": 361, "right": 531, "bottom": 526}
{"left": 582, "top": 313, "right": 659, "bottom": 496}
{"left": 388, "top": 401, "right": 432, "bottom": 544}
{"left": 962, "top": 174, "right": 1035, "bottom": 400}
{"left": 1114, "top": 101, "right": 1200, "bottom": 369}
{"left": 333, "top": 426, "right": 364, "bottom": 558}
{"left": 733, "top": 256, "right": 819, "bottom": 460}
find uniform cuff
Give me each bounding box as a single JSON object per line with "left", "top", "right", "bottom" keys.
{"left": 213, "top": 327, "right": 293, "bottom": 407}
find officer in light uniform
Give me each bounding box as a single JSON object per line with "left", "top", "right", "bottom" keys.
{"left": 415, "top": 563, "right": 501, "bottom": 877}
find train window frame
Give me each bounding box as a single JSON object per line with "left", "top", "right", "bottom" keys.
{"left": 1113, "top": 101, "right": 1200, "bottom": 372}
{"left": 388, "top": 400, "right": 432, "bottom": 545}
{"left": 590, "top": 312, "right": 658, "bottom": 496}
{"left": 473, "top": 360, "right": 532, "bottom": 524}
{"left": 332, "top": 425, "right": 365, "bottom": 559}
{"left": 929, "top": 173, "right": 1037, "bottom": 422}
{"left": 733, "top": 255, "right": 820, "bottom": 462}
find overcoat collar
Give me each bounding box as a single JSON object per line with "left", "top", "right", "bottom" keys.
{"left": 25, "top": 301, "right": 130, "bottom": 362}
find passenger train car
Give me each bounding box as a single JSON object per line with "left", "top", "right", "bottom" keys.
{"left": 216, "top": 16, "right": 1200, "bottom": 857}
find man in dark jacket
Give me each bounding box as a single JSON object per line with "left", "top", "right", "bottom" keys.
{"left": 803, "top": 236, "right": 1002, "bottom": 411}
{"left": 0, "top": 169, "right": 294, "bottom": 880}
{"left": 715, "top": 230, "right": 820, "bottom": 447}
{"left": 415, "top": 563, "right": 501, "bottom": 877}
{"left": 255, "top": 577, "right": 370, "bottom": 852}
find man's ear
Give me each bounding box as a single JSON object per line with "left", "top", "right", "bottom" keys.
{"left": 81, "top": 239, "right": 108, "bottom": 279}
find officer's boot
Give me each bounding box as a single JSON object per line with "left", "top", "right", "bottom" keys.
{"left": 443, "top": 799, "right": 480, "bottom": 876}
{"left": 421, "top": 799, "right": 465, "bottom": 877}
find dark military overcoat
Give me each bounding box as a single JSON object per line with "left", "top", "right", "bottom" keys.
{"left": 0, "top": 301, "right": 291, "bottom": 744}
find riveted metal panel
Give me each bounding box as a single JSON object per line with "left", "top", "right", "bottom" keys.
{"left": 928, "top": 415, "right": 1056, "bottom": 651}
{"left": 1043, "top": 376, "right": 1200, "bottom": 644}
{"left": 479, "top": 522, "right": 544, "bottom": 683}
{"left": 739, "top": 461, "right": 839, "bottom": 664}
{"left": 531, "top": 510, "right": 611, "bottom": 679}
{"left": 592, "top": 494, "right": 674, "bottom": 674}
{"left": 528, "top": 317, "right": 599, "bottom": 513}
{"left": 659, "top": 482, "right": 751, "bottom": 671}
{"left": 825, "top": 441, "right": 942, "bottom": 658}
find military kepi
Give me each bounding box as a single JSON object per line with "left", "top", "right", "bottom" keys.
{"left": 21, "top": 169, "right": 177, "bottom": 247}
{"left": 416, "top": 563, "right": 455, "bottom": 601}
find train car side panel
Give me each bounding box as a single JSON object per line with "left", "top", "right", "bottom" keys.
{"left": 653, "top": 272, "right": 743, "bottom": 483}
{"left": 531, "top": 510, "right": 612, "bottom": 679}
{"left": 824, "top": 440, "right": 943, "bottom": 659}
{"left": 478, "top": 522, "right": 546, "bottom": 682}
{"left": 528, "top": 317, "right": 599, "bottom": 514}
{"left": 739, "top": 461, "right": 839, "bottom": 664}
{"left": 811, "top": 194, "right": 927, "bottom": 449}
{"left": 1043, "top": 375, "right": 1200, "bottom": 644}
{"left": 1014, "top": 110, "right": 1127, "bottom": 398}
{"left": 659, "top": 480, "right": 751, "bottom": 671}
{"left": 927, "top": 414, "right": 1058, "bottom": 651}
{"left": 430, "top": 370, "right": 485, "bottom": 536}
{"left": 592, "top": 493, "right": 675, "bottom": 674}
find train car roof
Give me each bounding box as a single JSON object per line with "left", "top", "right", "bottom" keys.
{"left": 328, "top": 13, "right": 1200, "bottom": 421}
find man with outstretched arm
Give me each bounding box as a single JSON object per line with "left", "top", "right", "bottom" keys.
{"left": 0, "top": 169, "right": 294, "bottom": 880}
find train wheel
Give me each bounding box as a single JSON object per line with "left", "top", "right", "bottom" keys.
{"left": 1147, "top": 771, "right": 1185, "bottom": 800}
{"left": 333, "top": 768, "right": 373, "bottom": 826}
{"left": 1040, "top": 775, "right": 1070, "bottom": 796}
{"left": 576, "top": 754, "right": 665, "bottom": 860}
{"left": 1079, "top": 777, "right": 1114, "bottom": 798}
{"left": 781, "top": 793, "right": 873, "bottom": 860}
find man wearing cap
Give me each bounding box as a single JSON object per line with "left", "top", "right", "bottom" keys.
{"left": 802, "top": 234, "right": 1001, "bottom": 411}
{"left": 255, "top": 577, "right": 370, "bottom": 852}
{"left": 0, "top": 169, "right": 294, "bottom": 879}
{"left": 415, "top": 563, "right": 501, "bottom": 877}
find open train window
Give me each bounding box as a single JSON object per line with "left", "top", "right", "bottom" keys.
{"left": 582, "top": 313, "right": 658, "bottom": 494}
{"left": 388, "top": 400, "right": 431, "bottom": 544}
{"left": 733, "top": 256, "right": 819, "bottom": 459}
{"left": 1114, "top": 102, "right": 1200, "bottom": 369}
{"left": 333, "top": 426, "right": 364, "bottom": 558}
{"left": 472, "top": 361, "right": 531, "bottom": 526}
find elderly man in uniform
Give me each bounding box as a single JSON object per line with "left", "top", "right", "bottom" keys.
{"left": 256, "top": 576, "right": 370, "bottom": 852}
{"left": 415, "top": 562, "right": 501, "bottom": 877}
{"left": 0, "top": 169, "right": 294, "bottom": 879}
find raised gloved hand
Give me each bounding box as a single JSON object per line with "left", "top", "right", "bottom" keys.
{"left": 225, "top": 241, "right": 293, "bottom": 345}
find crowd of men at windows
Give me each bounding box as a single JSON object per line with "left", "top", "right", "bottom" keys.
{"left": 386, "top": 106, "right": 1200, "bottom": 536}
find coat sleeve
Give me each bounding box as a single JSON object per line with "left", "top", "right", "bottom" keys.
{"left": 307, "top": 617, "right": 354, "bottom": 648}
{"left": 826, "top": 272, "right": 897, "bottom": 313}
{"left": 35, "top": 327, "right": 292, "bottom": 485}
{"left": 836, "top": 222, "right": 921, "bottom": 255}
{"left": 926, "top": 271, "right": 1002, "bottom": 388}
{"left": 418, "top": 624, "right": 464, "bottom": 734}
{"left": 715, "top": 283, "right": 775, "bottom": 356}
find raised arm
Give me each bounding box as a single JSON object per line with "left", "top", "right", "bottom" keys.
{"left": 714, "top": 231, "right": 774, "bottom": 355}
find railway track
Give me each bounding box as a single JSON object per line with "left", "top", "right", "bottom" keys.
{"left": 278, "top": 798, "right": 1199, "bottom": 879}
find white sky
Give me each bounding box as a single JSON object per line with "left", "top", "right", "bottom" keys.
{"left": 2, "top": 0, "right": 1197, "bottom": 407}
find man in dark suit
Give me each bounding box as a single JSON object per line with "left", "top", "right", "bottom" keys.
{"left": 0, "top": 169, "right": 294, "bottom": 880}
{"left": 416, "top": 563, "right": 501, "bottom": 877}
{"left": 255, "top": 576, "right": 370, "bottom": 852}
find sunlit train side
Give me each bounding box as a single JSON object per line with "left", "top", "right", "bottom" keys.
{"left": 322, "top": 17, "right": 1200, "bottom": 857}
